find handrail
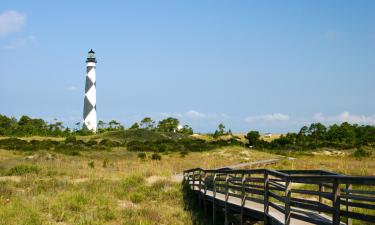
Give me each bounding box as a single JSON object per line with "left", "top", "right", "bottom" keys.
{"left": 183, "top": 168, "right": 375, "bottom": 225}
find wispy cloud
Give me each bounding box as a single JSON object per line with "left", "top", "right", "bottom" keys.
{"left": 0, "top": 10, "right": 26, "bottom": 37}
{"left": 67, "top": 85, "right": 77, "bottom": 91}
{"left": 245, "top": 113, "right": 290, "bottom": 123}
{"left": 3, "top": 35, "right": 36, "bottom": 49}
{"left": 161, "top": 110, "right": 229, "bottom": 120}
{"left": 313, "top": 111, "right": 375, "bottom": 124}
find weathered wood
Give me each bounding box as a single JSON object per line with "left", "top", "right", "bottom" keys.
{"left": 345, "top": 184, "right": 352, "bottom": 225}
{"left": 285, "top": 179, "right": 291, "bottom": 225}
{"left": 213, "top": 174, "right": 217, "bottom": 225}
{"left": 332, "top": 179, "right": 341, "bottom": 225}
{"left": 240, "top": 173, "right": 245, "bottom": 225}
{"left": 225, "top": 174, "right": 229, "bottom": 225}
{"left": 184, "top": 167, "right": 375, "bottom": 225}
{"left": 264, "top": 172, "right": 270, "bottom": 224}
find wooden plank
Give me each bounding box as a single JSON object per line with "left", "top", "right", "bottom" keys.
{"left": 340, "top": 210, "right": 375, "bottom": 223}
{"left": 264, "top": 172, "right": 270, "bottom": 224}
{"left": 332, "top": 179, "right": 341, "bottom": 225}
{"left": 285, "top": 179, "right": 291, "bottom": 225}
{"left": 340, "top": 199, "right": 375, "bottom": 210}
{"left": 340, "top": 193, "right": 375, "bottom": 202}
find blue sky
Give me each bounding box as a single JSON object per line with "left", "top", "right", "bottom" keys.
{"left": 0, "top": 1, "right": 374, "bottom": 133}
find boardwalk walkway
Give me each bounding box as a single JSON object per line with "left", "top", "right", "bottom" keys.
{"left": 183, "top": 168, "right": 375, "bottom": 225}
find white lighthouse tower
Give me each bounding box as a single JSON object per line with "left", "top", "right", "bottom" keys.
{"left": 83, "top": 49, "right": 97, "bottom": 132}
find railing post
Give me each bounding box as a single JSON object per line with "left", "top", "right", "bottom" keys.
{"left": 240, "top": 173, "right": 246, "bottom": 225}
{"left": 225, "top": 173, "right": 229, "bottom": 225}
{"left": 284, "top": 177, "right": 291, "bottom": 225}
{"left": 204, "top": 172, "right": 208, "bottom": 215}
{"left": 198, "top": 170, "right": 203, "bottom": 207}
{"left": 264, "top": 171, "right": 270, "bottom": 225}
{"left": 318, "top": 183, "right": 325, "bottom": 214}
{"left": 213, "top": 173, "right": 217, "bottom": 225}
{"left": 187, "top": 171, "right": 191, "bottom": 188}
{"left": 346, "top": 184, "right": 352, "bottom": 225}
{"left": 332, "top": 179, "right": 341, "bottom": 225}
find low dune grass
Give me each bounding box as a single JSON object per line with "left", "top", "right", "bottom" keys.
{"left": 0, "top": 142, "right": 374, "bottom": 224}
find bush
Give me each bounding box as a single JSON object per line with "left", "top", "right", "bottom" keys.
{"left": 88, "top": 161, "right": 95, "bottom": 168}
{"left": 65, "top": 135, "right": 77, "bottom": 144}
{"left": 137, "top": 152, "right": 146, "bottom": 160}
{"left": 151, "top": 153, "right": 161, "bottom": 160}
{"left": 6, "top": 164, "right": 39, "bottom": 176}
{"left": 102, "top": 158, "right": 109, "bottom": 168}
{"left": 180, "top": 150, "right": 189, "bottom": 158}
{"left": 86, "top": 140, "right": 98, "bottom": 146}
{"left": 352, "top": 148, "right": 372, "bottom": 157}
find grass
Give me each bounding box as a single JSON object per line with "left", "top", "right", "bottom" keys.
{"left": 0, "top": 134, "right": 374, "bottom": 224}
{"left": 0, "top": 144, "right": 275, "bottom": 224}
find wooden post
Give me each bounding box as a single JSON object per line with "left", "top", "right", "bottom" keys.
{"left": 318, "top": 183, "right": 325, "bottom": 214}
{"left": 213, "top": 174, "right": 217, "bottom": 225}
{"left": 285, "top": 178, "right": 291, "bottom": 225}
{"left": 198, "top": 170, "right": 203, "bottom": 206}
{"left": 204, "top": 173, "right": 208, "bottom": 215}
{"left": 332, "top": 179, "right": 341, "bottom": 225}
{"left": 225, "top": 174, "right": 229, "bottom": 225}
{"left": 346, "top": 184, "right": 352, "bottom": 225}
{"left": 187, "top": 172, "right": 191, "bottom": 188}
{"left": 264, "top": 171, "right": 270, "bottom": 225}
{"left": 240, "top": 173, "right": 246, "bottom": 225}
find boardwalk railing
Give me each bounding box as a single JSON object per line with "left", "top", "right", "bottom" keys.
{"left": 183, "top": 168, "right": 375, "bottom": 225}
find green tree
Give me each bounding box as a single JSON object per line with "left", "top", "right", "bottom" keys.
{"left": 157, "top": 117, "right": 179, "bottom": 132}
{"left": 178, "top": 125, "right": 193, "bottom": 135}
{"left": 245, "top": 131, "right": 260, "bottom": 147}
{"left": 308, "top": 123, "right": 327, "bottom": 145}
{"left": 129, "top": 122, "right": 140, "bottom": 130}
{"left": 97, "top": 120, "right": 106, "bottom": 132}
{"left": 108, "top": 120, "right": 124, "bottom": 131}
{"left": 213, "top": 123, "right": 226, "bottom": 138}
{"left": 140, "top": 117, "right": 155, "bottom": 130}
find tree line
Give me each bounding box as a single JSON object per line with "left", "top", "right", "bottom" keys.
{"left": 245, "top": 122, "right": 375, "bottom": 150}
{"left": 0, "top": 114, "right": 194, "bottom": 137}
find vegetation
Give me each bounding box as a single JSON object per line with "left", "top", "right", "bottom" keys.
{"left": 1, "top": 114, "right": 375, "bottom": 224}
{"left": 246, "top": 122, "right": 375, "bottom": 151}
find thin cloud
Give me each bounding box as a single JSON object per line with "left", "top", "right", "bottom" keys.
{"left": 245, "top": 113, "right": 290, "bottom": 123}
{"left": 0, "top": 10, "right": 26, "bottom": 37}
{"left": 161, "top": 110, "right": 229, "bottom": 120}
{"left": 313, "top": 111, "right": 375, "bottom": 124}
{"left": 3, "top": 35, "right": 36, "bottom": 49}
{"left": 67, "top": 85, "right": 77, "bottom": 91}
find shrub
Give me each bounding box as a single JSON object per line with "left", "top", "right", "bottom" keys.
{"left": 86, "top": 140, "right": 98, "bottom": 146}
{"left": 6, "top": 164, "right": 39, "bottom": 176}
{"left": 180, "top": 150, "right": 189, "bottom": 158}
{"left": 151, "top": 153, "right": 161, "bottom": 160}
{"left": 88, "top": 161, "right": 95, "bottom": 168}
{"left": 99, "top": 139, "right": 120, "bottom": 147}
{"left": 129, "top": 192, "right": 146, "bottom": 203}
{"left": 352, "top": 148, "right": 372, "bottom": 157}
{"left": 122, "top": 175, "right": 145, "bottom": 191}
{"left": 65, "top": 135, "right": 77, "bottom": 144}
{"left": 137, "top": 152, "right": 146, "bottom": 160}
{"left": 102, "top": 158, "right": 109, "bottom": 168}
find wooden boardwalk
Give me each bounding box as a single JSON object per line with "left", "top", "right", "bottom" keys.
{"left": 183, "top": 168, "right": 375, "bottom": 225}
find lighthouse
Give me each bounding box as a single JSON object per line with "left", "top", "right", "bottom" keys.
{"left": 83, "top": 49, "right": 97, "bottom": 132}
